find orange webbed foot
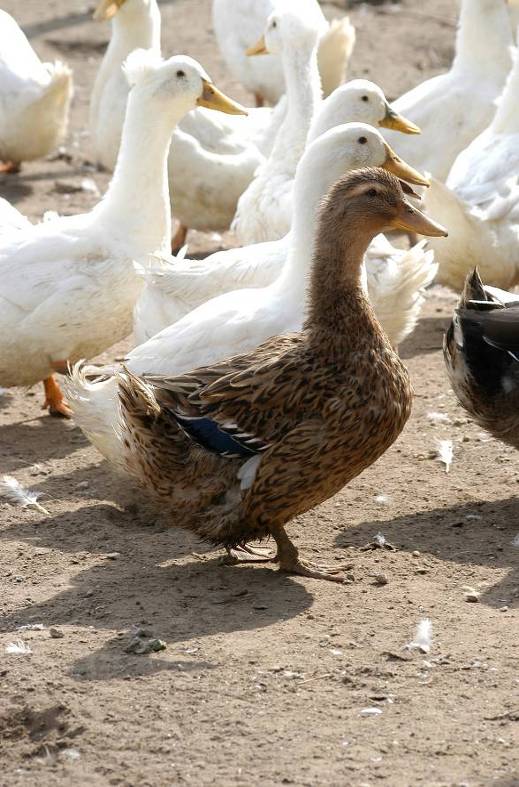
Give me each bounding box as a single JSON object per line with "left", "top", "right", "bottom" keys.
{"left": 42, "top": 375, "right": 72, "bottom": 418}
{"left": 0, "top": 160, "right": 21, "bottom": 174}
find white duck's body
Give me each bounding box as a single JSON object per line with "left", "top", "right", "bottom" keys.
{"left": 232, "top": 7, "right": 323, "bottom": 244}
{"left": 382, "top": 0, "right": 514, "bottom": 181}
{"left": 0, "top": 198, "right": 31, "bottom": 237}
{"left": 90, "top": 0, "right": 277, "bottom": 233}
{"left": 212, "top": 0, "right": 355, "bottom": 105}
{"left": 67, "top": 124, "right": 438, "bottom": 464}
{"left": 134, "top": 80, "right": 426, "bottom": 343}
{"left": 0, "top": 52, "right": 244, "bottom": 399}
{"left": 0, "top": 10, "right": 73, "bottom": 166}
{"left": 425, "top": 45, "right": 519, "bottom": 291}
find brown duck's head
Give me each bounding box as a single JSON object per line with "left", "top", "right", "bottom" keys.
{"left": 322, "top": 168, "right": 448, "bottom": 242}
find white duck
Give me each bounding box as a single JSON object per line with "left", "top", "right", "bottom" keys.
{"left": 231, "top": 8, "right": 419, "bottom": 245}
{"left": 0, "top": 50, "right": 245, "bottom": 416}
{"left": 66, "top": 123, "right": 444, "bottom": 466}
{"left": 231, "top": 7, "right": 323, "bottom": 244}
{"left": 382, "top": 0, "right": 514, "bottom": 181}
{"left": 424, "top": 43, "right": 519, "bottom": 290}
{"left": 0, "top": 9, "right": 73, "bottom": 172}
{"left": 134, "top": 80, "right": 422, "bottom": 342}
{"left": 90, "top": 0, "right": 276, "bottom": 245}
{"left": 212, "top": 0, "right": 355, "bottom": 106}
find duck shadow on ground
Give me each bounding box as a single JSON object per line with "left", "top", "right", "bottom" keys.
{"left": 0, "top": 178, "right": 32, "bottom": 204}
{"left": 1, "top": 503, "right": 313, "bottom": 681}
{"left": 336, "top": 496, "right": 519, "bottom": 608}
{"left": 0, "top": 415, "right": 88, "bottom": 472}
{"left": 400, "top": 315, "right": 450, "bottom": 359}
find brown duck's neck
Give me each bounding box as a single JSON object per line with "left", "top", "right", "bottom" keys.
{"left": 305, "top": 225, "right": 382, "bottom": 342}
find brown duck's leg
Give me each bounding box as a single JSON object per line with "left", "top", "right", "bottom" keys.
{"left": 0, "top": 160, "right": 21, "bottom": 174}
{"left": 271, "top": 523, "right": 349, "bottom": 583}
{"left": 42, "top": 375, "right": 72, "bottom": 418}
{"left": 172, "top": 222, "right": 188, "bottom": 253}
{"left": 254, "top": 93, "right": 265, "bottom": 108}
{"left": 223, "top": 543, "right": 276, "bottom": 565}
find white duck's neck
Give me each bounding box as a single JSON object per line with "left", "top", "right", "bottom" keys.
{"left": 454, "top": 0, "right": 512, "bottom": 76}
{"left": 491, "top": 50, "right": 519, "bottom": 133}
{"left": 93, "top": 88, "right": 179, "bottom": 254}
{"left": 109, "top": 1, "right": 161, "bottom": 60}
{"left": 267, "top": 42, "right": 321, "bottom": 169}
{"left": 272, "top": 162, "right": 328, "bottom": 303}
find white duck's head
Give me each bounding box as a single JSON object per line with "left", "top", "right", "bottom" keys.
{"left": 94, "top": 0, "right": 158, "bottom": 23}
{"left": 308, "top": 80, "right": 420, "bottom": 144}
{"left": 122, "top": 49, "right": 247, "bottom": 120}
{"left": 293, "top": 123, "right": 430, "bottom": 232}
{"left": 246, "top": 6, "right": 322, "bottom": 60}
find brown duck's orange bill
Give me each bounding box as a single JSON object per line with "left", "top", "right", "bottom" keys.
{"left": 392, "top": 200, "right": 448, "bottom": 238}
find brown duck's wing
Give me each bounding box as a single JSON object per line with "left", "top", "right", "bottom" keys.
{"left": 143, "top": 333, "right": 306, "bottom": 457}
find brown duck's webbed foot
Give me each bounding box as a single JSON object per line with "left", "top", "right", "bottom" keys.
{"left": 172, "top": 222, "right": 188, "bottom": 253}
{"left": 223, "top": 543, "right": 276, "bottom": 565}
{"left": 42, "top": 375, "right": 72, "bottom": 418}
{"left": 272, "top": 524, "right": 351, "bottom": 584}
{"left": 0, "top": 160, "right": 21, "bottom": 174}
{"left": 254, "top": 93, "right": 265, "bottom": 108}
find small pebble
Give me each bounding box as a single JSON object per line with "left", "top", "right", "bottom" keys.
{"left": 373, "top": 573, "right": 389, "bottom": 586}
{"left": 105, "top": 552, "right": 121, "bottom": 560}
{"left": 464, "top": 591, "right": 480, "bottom": 603}
{"left": 49, "top": 628, "right": 64, "bottom": 639}
{"left": 411, "top": 551, "right": 421, "bottom": 557}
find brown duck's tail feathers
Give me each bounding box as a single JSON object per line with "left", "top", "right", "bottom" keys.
{"left": 117, "top": 367, "right": 161, "bottom": 424}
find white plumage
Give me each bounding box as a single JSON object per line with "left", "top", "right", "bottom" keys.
{"left": 212, "top": 0, "right": 355, "bottom": 105}
{"left": 0, "top": 52, "right": 243, "bottom": 410}
{"left": 425, "top": 43, "right": 519, "bottom": 290}
{"left": 382, "top": 0, "right": 514, "bottom": 181}
{"left": 0, "top": 9, "right": 73, "bottom": 167}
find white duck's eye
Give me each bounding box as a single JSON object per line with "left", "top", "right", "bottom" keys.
{"left": 176, "top": 69, "right": 186, "bottom": 78}
{"left": 361, "top": 95, "right": 369, "bottom": 102}
{"left": 358, "top": 136, "right": 368, "bottom": 145}
{"left": 271, "top": 19, "right": 277, "bottom": 28}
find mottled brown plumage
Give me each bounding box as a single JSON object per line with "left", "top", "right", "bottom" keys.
{"left": 444, "top": 268, "right": 519, "bottom": 450}
{"left": 117, "top": 168, "right": 447, "bottom": 582}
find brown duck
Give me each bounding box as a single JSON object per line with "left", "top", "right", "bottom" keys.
{"left": 117, "top": 168, "right": 448, "bottom": 582}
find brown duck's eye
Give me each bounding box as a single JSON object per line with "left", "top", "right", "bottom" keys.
{"left": 361, "top": 95, "right": 369, "bottom": 102}
{"left": 367, "top": 188, "right": 378, "bottom": 198}
{"left": 176, "top": 69, "right": 186, "bottom": 78}
{"left": 358, "top": 136, "right": 367, "bottom": 145}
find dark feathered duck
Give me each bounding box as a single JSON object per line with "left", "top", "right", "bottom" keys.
{"left": 444, "top": 268, "right": 519, "bottom": 449}
{"left": 117, "top": 168, "right": 447, "bottom": 582}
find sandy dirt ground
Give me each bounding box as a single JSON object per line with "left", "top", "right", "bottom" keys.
{"left": 1, "top": 1, "right": 519, "bottom": 785}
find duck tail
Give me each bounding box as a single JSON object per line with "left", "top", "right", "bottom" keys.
{"left": 367, "top": 240, "right": 438, "bottom": 348}
{"left": 41, "top": 61, "right": 74, "bottom": 119}
{"left": 65, "top": 362, "right": 126, "bottom": 471}
{"left": 317, "top": 17, "right": 356, "bottom": 97}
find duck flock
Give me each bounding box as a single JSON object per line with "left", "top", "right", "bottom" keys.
{"left": 1, "top": 0, "right": 519, "bottom": 582}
